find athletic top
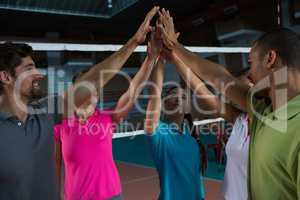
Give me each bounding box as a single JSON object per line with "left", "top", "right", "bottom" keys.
{"left": 0, "top": 96, "right": 60, "bottom": 200}
{"left": 146, "top": 121, "right": 205, "bottom": 200}
{"left": 221, "top": 113, "right": 249, "bottom": 200}
{"left": 54, "top": 109, "right": 122, "bottom": 200}
{"left": 248, "top": 94, "right": 300, "bottom": 199}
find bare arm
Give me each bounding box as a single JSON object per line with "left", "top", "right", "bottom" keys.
{"left": 62, "top": 6, "right": 160, "bottom": 118}
{"left": 113, "top": 31, "right": 162, "bottom": 124}
{"left": 158, "top": 8, "right": 250, "bottom": 110}
{"left": 112, "top": 56, "right": 158, "bottom": 123}
{"left": 144, "top": 60, "right": 164, "bottom": 134}
{"left": 173, "top": 54, "right": 241, "bottom": 123}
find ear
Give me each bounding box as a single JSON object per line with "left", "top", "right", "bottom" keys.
{"left": 265, "top": 50, "right": 277, "bottom": 70}
{"left": 0, "top": 71, "right": 12, "bottom": 85}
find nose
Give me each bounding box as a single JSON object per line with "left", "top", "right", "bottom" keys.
{"left": 32, "top": 69, "right": 44, "bottom": 80}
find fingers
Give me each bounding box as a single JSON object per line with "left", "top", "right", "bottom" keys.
{"left": 156, "top": 23, "right": 167, "bottom": 38}
{"left": 166, "top": 10, "right": 170, "bottom": 17}
{"left": 140, "top": 6, "right": 159, "bottom": 37}
{"left": 158, "top": 8, "right": 174, "bottom": 31}
{"left": 145, "top": 6, "right": 160, "bottom": 23}
{"left": 155, "top": 8, "right": 178, "bottom": 50}
{"left": 158, "top": 11, "right": 168, "bottom": 28}
{"left": 157, "top": 25, "right": 172, "bottom": 49}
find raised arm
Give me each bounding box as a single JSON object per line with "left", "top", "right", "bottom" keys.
{"left": 158, "top": 8, "right": 250, "bottom": 110}
{"left": 172, "top": 52, "right": 241, "bottom": 123}
{"left": 63, "top": 6, "right": 159, "bottom": 118}
{"left": 113, "top": 32, "right": 161, "bottom": 124}
{"left": 144, "top": 59, "right": 164, "bottom": 134}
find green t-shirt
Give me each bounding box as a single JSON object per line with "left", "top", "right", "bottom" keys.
{"left": 248, "top": 93, "right": 300, "bottom": 199}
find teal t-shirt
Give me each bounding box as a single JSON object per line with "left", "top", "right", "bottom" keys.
{"left": 146, "top": 121, "right": 205, "bottom": 200}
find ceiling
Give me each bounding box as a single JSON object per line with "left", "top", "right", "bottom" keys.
{"left": 0, "top": 0, "right": 279, "bottom": 45}
{"left": 0, "top": 0, "right": 138, "bottom": 18}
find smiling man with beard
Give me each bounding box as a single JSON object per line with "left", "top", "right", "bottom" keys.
{"left": 0, "top": 6, "right": 159, "bottom": 200}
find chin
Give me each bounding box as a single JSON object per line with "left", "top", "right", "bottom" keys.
{"left": 27, "top": 91, "right": 43, "bottom": 103}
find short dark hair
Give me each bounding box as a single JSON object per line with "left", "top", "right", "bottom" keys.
{"left": 0, "top": 42, "right": 33, "bottom": 94}
{"left": 253, "top": 28, "right": 300, "bottom": 68}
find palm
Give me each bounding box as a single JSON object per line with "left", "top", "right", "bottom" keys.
{"left": 157, "top": 8, "right": 179, "bottom": 49}
{"left": 134, "top": 6, "right": 159, "bottom": 44}
{"left": 136, "top": 22, "right": 151, "bottom": 43}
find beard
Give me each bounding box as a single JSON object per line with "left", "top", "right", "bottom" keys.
{"left": 27, "top": 80, "right": 46, "bottom": 103}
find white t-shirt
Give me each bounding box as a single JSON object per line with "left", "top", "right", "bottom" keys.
{"left": 221, "top": 114, "right": 249, "bottom": 200}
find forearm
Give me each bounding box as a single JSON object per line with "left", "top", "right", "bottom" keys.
{"left": 62, "top": 37, "right": 138, "bottom": 118}
{"left": 174, "top": 55, "right": 241, "bottom": 122}
{"left": 170, "top": 43, "right": 249, "bottom": 109}
{"left": 130, "top": 56, "right": 158, "bottom": 95}
{"left": 174, "top": 56, "right": 219, "bottom": 111}
{"left": 171, "top": 44, "right": 232, "bottom": 89}
{"left": 145, "top": 61, "right": 164, "bottom": 134}
{"left": 80, "top": 37, "right": 138, "bottom": 88}
{"left": 113, "top": 56, "right": 158, "bottom": 123}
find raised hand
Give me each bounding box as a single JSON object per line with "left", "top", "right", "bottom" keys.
{"left": 133, "top": 6, "right": 160, "bottom": 44}
{"left": 157, "top": 8, "right": 180, "bottom": 50}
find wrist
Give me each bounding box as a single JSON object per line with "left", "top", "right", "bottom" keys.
{"left": 129, "top": 36, "right": 139, "bottom": 47}
{"left": 147, "top": 53, "right": 159, "bottom": 62}
{"left": 169, "top": 39, "right": 180, "bottom": 52}
{"left": 169, "top": 42, "right": 181, "bottom": 62}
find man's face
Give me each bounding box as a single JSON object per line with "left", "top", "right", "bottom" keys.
{"left": 13, "top": 56, "right": 43, "bottom": 101}
{"left": 248, "top": 46, "right": 273, "bottom": 83}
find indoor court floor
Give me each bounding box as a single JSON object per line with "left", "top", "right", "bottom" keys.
{"left": 117, "top": 161, "right": 223, "bottom": 200}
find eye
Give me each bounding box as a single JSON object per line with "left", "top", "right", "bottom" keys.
{"left": 25, "top": 64, "right": 36, "bottom": 71}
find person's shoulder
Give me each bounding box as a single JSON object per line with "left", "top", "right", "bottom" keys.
{"left": 95, "top": 108, "right": 112, "bottom": 118}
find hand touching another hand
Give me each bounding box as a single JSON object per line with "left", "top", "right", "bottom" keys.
{"left": 133, "top": 6, "right": 160, "bottom": 44}
{"left": 157, "top": 8, "right": 180, "bottom": 50}
{"left": 147, "top": 30, "right": 163, "bottom": 60}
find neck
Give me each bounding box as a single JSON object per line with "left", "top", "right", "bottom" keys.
{"left": 270, "top": 68, "right": 300, "bottom": 111}
{"left": 0, "top": 90, "right": 28, "bottom": 122}
{"left": 75, "top": 104, "right": 95, "bottom": 122}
